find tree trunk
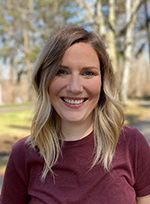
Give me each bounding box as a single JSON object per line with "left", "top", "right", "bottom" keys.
{"left": 120, "top": 0, "right": 140, "bottom": 102}
{"left": 0, "top": 84, "right": 2, "bottom": 105}
{"left": 144, "top": 0, "right": 150, "bottom": 66}
{"left": 94, "top": 0, "right": 106, "bottom": 39}
{"left": 9, "top": 54, "right": 16, "bottom": 103}
{"left": 77, "top": 0, "right": 117, "bottom": 71}
{"left": 23, "top": 0, "right": 33, "bottom": 101}
{"left": 23, "top": 29, "right": 32, "bottom": 101}
{"left": 107, "top": 0, "right": 117, "bottom": 71}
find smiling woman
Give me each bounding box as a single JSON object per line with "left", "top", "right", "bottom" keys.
{"left": 49, "top": 42, "right": 101, "bottom": 139}
{"left": 0, "top": 26, "right": 150, "bottom": 204}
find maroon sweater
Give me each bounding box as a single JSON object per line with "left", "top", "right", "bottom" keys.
{"left": 1, "top": 126, "right": 150, "bottom": 204}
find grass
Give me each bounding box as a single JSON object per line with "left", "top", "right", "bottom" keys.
{"left": 0, "top": 108, "right": 33, "bottom": 155}
{"left": 0, "top": 102, "right": 34, "bottom": 108}
{"left": 0, "top": 106, "right": 34, "bottom": 174}
{"left": 0, "top": 156, "right": 9, "bottom": 174}
{"left": 0, "top": 109, "right": 33, "bottom": 136}
{"left": 124, "top": 104, "right": 149, "bottom": 125}
{"left": 0, "top": 101, "right": 149, "bottom": 174}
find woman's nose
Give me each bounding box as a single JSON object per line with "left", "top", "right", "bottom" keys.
{"left": 66, "top": 75, "right": 83, "bottom": 93}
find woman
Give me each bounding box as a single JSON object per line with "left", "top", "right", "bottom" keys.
{"left": 0, "top": 26, "right": 150, "bottom": 204}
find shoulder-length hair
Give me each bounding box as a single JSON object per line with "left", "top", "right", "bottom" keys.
{"left": 28, "top": 26, "right": 124, "bottom": 180}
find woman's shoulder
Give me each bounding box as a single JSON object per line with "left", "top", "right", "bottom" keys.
{"left": 118, "top": 125, "right": 149, "bottom": 153}
{"left": 12, "top": 136, "right": 30, "bottom": 152}
{"left": 116, "top": 127, "right": 150, "bottom": 197}
{"left": 120, "top": 125, "right": 147, "bottom": 142}
{"left": 121, "top": 125, "right": 141, "bottom": 135}
{"left": 11, "top": 136, "right": 40, "bottom": 161}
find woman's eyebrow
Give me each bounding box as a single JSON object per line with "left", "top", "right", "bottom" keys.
{"left": 81, "top": 67, "right": 101, "bottom": 72}
{"left": 59, "top": 65, "right": 100, "bottom": 72}
{"left": 82, "top": 66, "right": 99, "bottom": 69}
{"left": 59, "top": 65, "right": 69, "bottom": 69}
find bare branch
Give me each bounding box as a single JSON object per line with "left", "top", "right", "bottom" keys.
{"left": 119, "top": 0, "right": 145, "bottom": 35}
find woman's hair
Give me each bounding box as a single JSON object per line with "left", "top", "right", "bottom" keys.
{"left": 28, "top": 26, "right": 124, "bottom": 180}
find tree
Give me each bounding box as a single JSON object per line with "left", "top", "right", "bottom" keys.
{"left": 0, "top": 0, "right": 79, "bottom": 103}
{"left": 76, "top": 0, "right": 118, "bottom": 71}
{"left": 76, "top": 0, "right": 149, "bottom": 102}
{"left": 144, "top": 0, "right": 150, "bottom": 64}
{"left": 120, "top": 0, "right": 139, "bottom": 102}
{"left": 120, "top": 0, "right": 149, "bottom": 102}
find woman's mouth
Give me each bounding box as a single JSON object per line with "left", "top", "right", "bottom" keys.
{"left": 61, "top": 97, "right": 87, "bottom": 105}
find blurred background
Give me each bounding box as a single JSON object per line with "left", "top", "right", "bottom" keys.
{"left": 0, "top": 0, "right": 150, "bottom": 183}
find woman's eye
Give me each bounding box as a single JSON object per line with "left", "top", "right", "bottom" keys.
{"left": 83, "top": 71, "right": 94, "bottom": 76}
{"left": 56, "top": 69, "right": 67, "bottom": 75}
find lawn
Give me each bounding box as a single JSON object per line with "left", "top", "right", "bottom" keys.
{"left": 0, "top": 107, "right": 33, "bottom": 153}
{"left": 124, "top": 103, "right": 148, "bottom": 125}
{"left": 0, "top": 105, "right": 34, "bottom": 174}
{"left": 0, "top": 108, "right": 33, "bottom": 137}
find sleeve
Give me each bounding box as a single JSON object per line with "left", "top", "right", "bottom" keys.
{"left": 0, "top": 140, "right": 30, "bottom": 204}
{"left": 133, "top": 130, "right": 150, "bottom": 197}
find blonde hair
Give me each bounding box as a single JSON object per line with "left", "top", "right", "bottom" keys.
{"left": 28, "top": 26, "right": 124, "bottom": 180}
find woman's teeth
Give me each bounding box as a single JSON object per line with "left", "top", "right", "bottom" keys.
{"left": 63, "top": 98, "right": 84, "bottom": 105}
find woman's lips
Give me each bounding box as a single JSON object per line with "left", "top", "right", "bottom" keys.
{"left": 61, "top": 97, "right": 87, "bottom": 105}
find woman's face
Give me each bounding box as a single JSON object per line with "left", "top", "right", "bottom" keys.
{"left": 49, "top": 42, "right": 101, "bottom": 125}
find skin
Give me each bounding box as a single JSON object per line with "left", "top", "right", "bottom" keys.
{"left": 49, "top": 42, "right": 101, "bottom": 141}
{"left": 136, "top": 195, "right": 150, "bottom": 204}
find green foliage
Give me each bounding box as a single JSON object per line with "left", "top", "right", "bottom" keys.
{"left": 29, "top": 45, "right": 41, "bottom": 62}
{"left": 0, "top": 0, "right": 149, "bottom": 103}
{"left": 0, "top": 0, "right": 80, "bottom": 79}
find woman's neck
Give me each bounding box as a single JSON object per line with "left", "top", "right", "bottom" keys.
{"left": 61, "top": 120, "right": 93, "bottom": 141}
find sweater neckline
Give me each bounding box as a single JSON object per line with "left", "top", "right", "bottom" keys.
{"left": 62, "top": 131, "right": 94, "bottom": 147}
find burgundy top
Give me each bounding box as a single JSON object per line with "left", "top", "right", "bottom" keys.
{"left": 0, "top": 126, "right": 150, "bottom": 204}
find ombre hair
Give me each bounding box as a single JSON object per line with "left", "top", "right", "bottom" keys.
{"left": 28, "top": 26, "right": 124, "bottom": 180}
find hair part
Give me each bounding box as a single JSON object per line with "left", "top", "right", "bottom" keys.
{"left": 27, "top": 26, "right": 124, "bottom": 180}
